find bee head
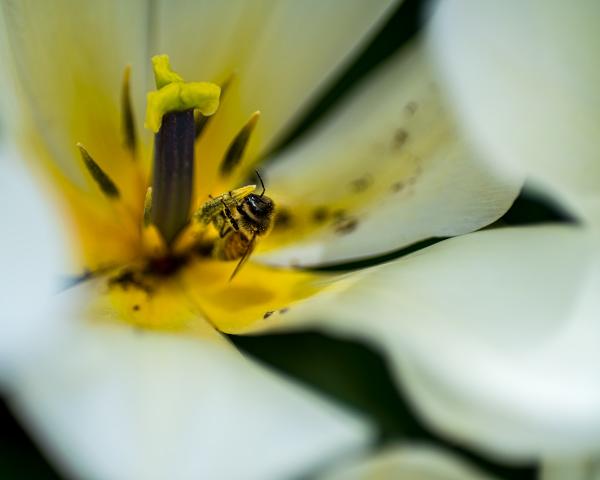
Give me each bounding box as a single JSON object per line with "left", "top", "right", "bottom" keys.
{"left": 246, "top": 193, "right": 274, "bottom": 216}
{"left": 240, "top": 194, "right": 275, "bottom": 234}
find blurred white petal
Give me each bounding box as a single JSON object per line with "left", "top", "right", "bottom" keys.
{"left": 321, "top": 444, "right": 497, "bottom": 480}
{"left": 10, "top": 313, "right": 373, "bottom": 480}
{"left": 262, "top": 42, "right": 520, "bottom": 267}
{"left": 0, "top": 148, "right": 66, "bottom": 377}
{"left": 542, "top": 457, "right": 600, "bottom": 480}
{"left": 2, "top": 0, "right": 149, "bottom": 183}
{"left": 262, "top": 226, "right": 600, "bottom": 459}
{"left": 427, "top": 0, "right": 600, "bottom": 223}
{"left": 158, "top": 0, "right": 399, "bottom": 148}
{"left": 0, "top": 5, "right": 19, "bottom": 134}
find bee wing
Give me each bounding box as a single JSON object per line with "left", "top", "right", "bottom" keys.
{"left": 229, "top": 233, "right": 257, "bottom": 281}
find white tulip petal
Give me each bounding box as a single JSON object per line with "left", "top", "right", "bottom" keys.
{"left": 541, "top": 457, "right": 600, "bottom": 480}
{"left": 265, "top": 226, "right": 600, "bottom": 459}
{"left": 237, "top": 0, "right": 398, "bottom": 147}
{"left": 261, "top": 43, "right": 520, "bottom": 267}
{"left": 3, "top": 0, "right": 398, "bottom": 187}
{"left": 10, "top": 315, "right": 373, "bottom": 480}
{"left": 2, "top": 0, "right": 149, "bottom": 183}
{"left": 320, "top": 444, "right": 497, "bottom": 480}
{"left": 157, "top": 0, "right": 398, "bottom": 148}
{"left": 0, "top": 6, "right": 19, "bottom": 133}
{"left": 152, "top": 0, "right": 253, "bottom": 84}
{"left": 428, "top": 1, "right": 600, "bottom": 224}
{"left": 0, "top": 147, "right": 66, "bottom": 378}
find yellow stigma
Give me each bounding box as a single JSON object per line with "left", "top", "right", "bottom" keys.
{"left": 144, "top": 54, "right": 221, "bottom": 133}
{"left": 152, "top": 54, "right": 184, "bottom": 88}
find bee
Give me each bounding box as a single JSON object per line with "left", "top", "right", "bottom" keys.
{"left": 195, "top": 172, "right": 275, "bottom": 280}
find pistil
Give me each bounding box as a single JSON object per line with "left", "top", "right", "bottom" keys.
{"left": 143, "top": 54, "right": 221, "bottom": 246}
{"left": 150, "top": 109, "right": 195, "bottom": 244}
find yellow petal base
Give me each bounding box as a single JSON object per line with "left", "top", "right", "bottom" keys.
{"left": 103, "top": 258, "right": 331, "bottom": 335}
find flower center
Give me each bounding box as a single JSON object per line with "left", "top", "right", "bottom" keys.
{"left": 78, "top": 55, "right": 269, "bottom": 267}
{"left": 69, "top": 55, "right": 323, "bottom": 334}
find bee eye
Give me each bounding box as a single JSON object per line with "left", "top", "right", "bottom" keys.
{"left": 246, "top": 194, "right": 273, "bottom": 215}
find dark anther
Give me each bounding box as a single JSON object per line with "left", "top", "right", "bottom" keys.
{"left": 77, "top": 143, "right": 120, "bottom": 198}
{"left": 151, "top": 109, "right": 195, "bottom": 244}
{"left": 219, "top": 111, "right": 260, "bottom": 177}
{"left": 121, "top": 66, "right": 137, "bottom": 154}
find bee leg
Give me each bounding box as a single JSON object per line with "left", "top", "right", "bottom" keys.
{"left": 219, "top": 223, "right": 232, "bottom": 238}
{"left": 220, "top": 199, "right": 239, "bottom": 231}
{"left": 229, "top": 232, "right": 257, "bottom": 281}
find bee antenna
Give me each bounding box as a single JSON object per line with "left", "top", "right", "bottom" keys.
{"left": 255, "top": 170, "right": 266, "bottom": 196}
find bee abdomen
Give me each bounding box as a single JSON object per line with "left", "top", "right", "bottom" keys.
{"left": 213, "top": 231, "right": 251, "bottom": 261}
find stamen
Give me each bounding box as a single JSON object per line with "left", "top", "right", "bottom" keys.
{"left": 143, "top": 187, "right": 152, "bottom": 227}
{"left": 121, "top": 65, "right": 137, "bottom": 154}
{"left": 150, "top": 109, "right": 195, "bottom": 244}
{"left": 77, "top": 143, "right": 120, "bottom": 198}
{"left": 220, "top": 111, "right": 260, "bottom": 177}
